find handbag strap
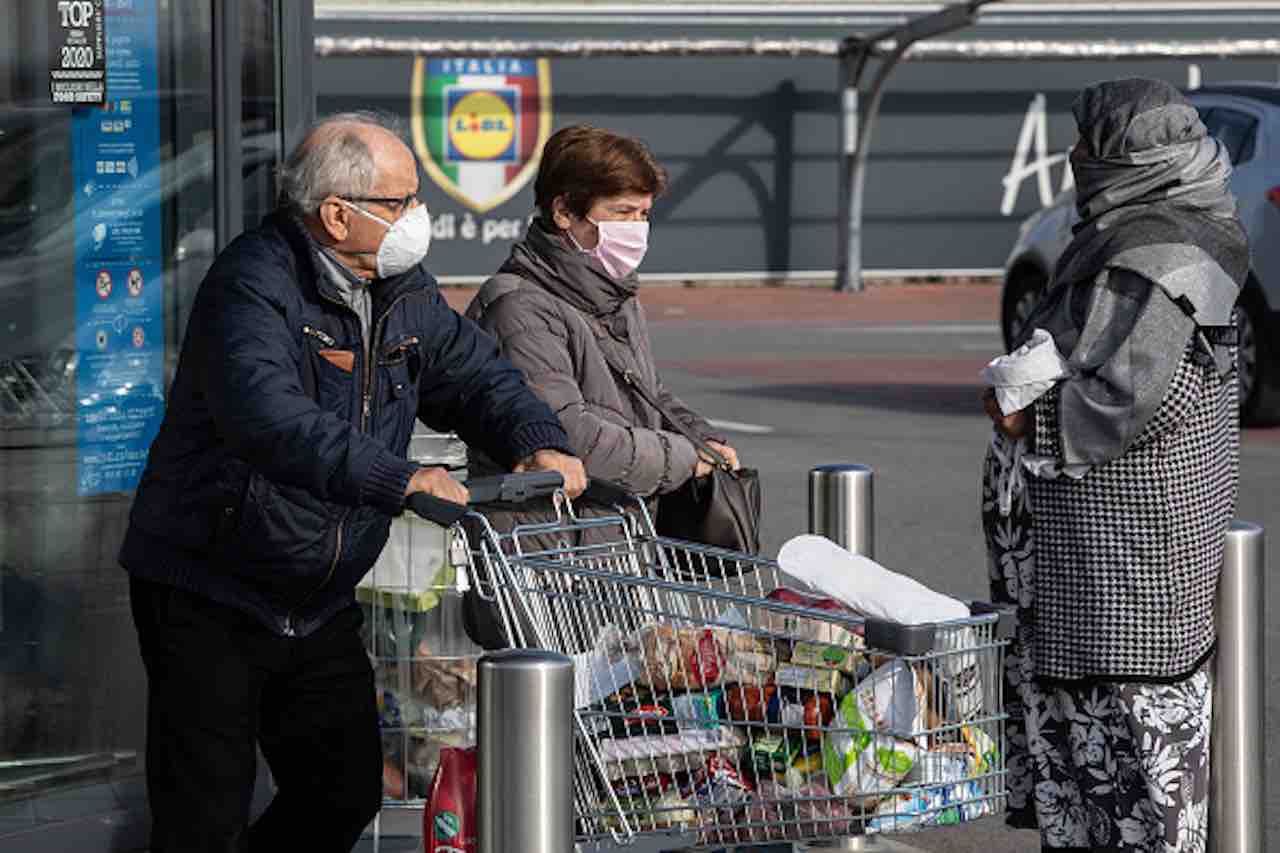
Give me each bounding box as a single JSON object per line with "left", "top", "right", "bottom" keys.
{"left": 613, "top": 365, "right": 731, "bottom": 471}
{"left": 588, "top": 332, "right": 732, "bottom": 473}
{"left": 510, "top": 271, "right": 732, "bottom": 472}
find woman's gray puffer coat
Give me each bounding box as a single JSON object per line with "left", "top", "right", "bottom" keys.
{"left": 459, "top": 218, "right": 723, "bottom": 650}
{"left": 464, "top": 218, "right": 717, "bottom": 527}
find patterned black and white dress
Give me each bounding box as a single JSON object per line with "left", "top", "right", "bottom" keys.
{"left": 982, "top": 347, "right": 1236, "bottom": 853}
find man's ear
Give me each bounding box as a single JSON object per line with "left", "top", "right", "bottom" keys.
{"left": 317, "top": 196, "right": 351, "bottom": 243}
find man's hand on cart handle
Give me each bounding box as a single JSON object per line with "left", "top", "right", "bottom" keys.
{"left": 404, "top": 466, "right": 470, "bottom": 505}
{"left": 515, "top": 449, "right": 587, "bottom": 498}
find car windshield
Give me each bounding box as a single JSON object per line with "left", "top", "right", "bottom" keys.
{"left": 1196, "top": 106, "right": 1259, "bottom": 165}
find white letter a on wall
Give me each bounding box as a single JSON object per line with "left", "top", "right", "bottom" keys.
{"left": 1001, "top": 94, "right": 1074, "bottom": 216}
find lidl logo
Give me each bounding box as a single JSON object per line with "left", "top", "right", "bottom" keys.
{"left": 446, "top": 89, "right": 518, "bottom": 163}
{"left": 413, "top": 57, "right": 551, "bottom": 213}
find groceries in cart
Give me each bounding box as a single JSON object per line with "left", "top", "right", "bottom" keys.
{"left": 565, "top": 567, "right": 1004, "bottom": 843}
{"left": 404, "top": 475, "right": 1012, "bottom": 847}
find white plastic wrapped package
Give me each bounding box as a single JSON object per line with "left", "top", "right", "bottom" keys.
{"left": 777, "top": 535, "right": 969, "bottom": 627}
{"left": 571, "top": 624, "right": 644, "bottom": 708}
{"left": 849, "top": 659, "right": 927, "bottom": 734}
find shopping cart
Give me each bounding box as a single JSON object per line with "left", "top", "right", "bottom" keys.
{"left": 408, "top": 476, "right": 1014, "bottom": 849}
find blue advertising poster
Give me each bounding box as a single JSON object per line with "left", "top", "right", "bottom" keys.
{"left": 72, "top": 0, "right": 164, "bottom": 496}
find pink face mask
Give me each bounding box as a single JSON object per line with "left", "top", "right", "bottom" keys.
{"left": 576, "top": 217, "right": 649, "bottom": 279}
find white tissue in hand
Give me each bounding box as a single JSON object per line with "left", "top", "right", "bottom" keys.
{"left": 979, "top": 327, "right": 1070, "bottom": 415}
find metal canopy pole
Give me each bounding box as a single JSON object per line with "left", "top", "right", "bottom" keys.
{"left": 835, "top": 0, "right": 999, "bottom": 293}
{"left": 213, "top": 0, "right": 244, "bottom": 252}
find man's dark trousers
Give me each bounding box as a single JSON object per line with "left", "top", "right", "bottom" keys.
{"left": 130, "top": 578, "right": 383, "bottom": 853}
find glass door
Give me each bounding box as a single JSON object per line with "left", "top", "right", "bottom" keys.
{"left": 0, "top": 0, "right": 308, "bottom": 845}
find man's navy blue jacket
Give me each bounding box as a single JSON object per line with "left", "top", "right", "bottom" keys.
{"left": 120, "top": 212, "right": 570, "bottom": 637}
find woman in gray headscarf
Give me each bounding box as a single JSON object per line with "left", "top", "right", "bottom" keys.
{"left": 981, "top": 78, "right": 1249, "bottom": 852}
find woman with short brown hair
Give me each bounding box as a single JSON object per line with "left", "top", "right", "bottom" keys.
{"left": 465, "top": 123, "right": 738, "bottom": 522}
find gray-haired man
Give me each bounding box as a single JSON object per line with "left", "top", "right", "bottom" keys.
{"left": 119, "top": 113, "right": 585, "bottom": 851}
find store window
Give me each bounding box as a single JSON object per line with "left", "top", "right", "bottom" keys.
{"left": 0, "top": 0, "right": 288, "bottom": 844}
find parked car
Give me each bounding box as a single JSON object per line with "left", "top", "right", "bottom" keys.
{"left": 1002, "top": 82, "right": 1280, "bottom": 424}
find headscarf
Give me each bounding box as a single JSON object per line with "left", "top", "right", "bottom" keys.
{"left": 1015, "top": 78, "right": 1250, "bottom": 465}
{"left": 1039, "top": 78, "right": 1249, "bottom": 341}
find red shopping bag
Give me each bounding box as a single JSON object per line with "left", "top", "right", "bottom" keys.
{"left": 424, "top": 747, "right": 477, "bottom": 853}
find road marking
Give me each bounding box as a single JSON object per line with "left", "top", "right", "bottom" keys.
{"left": 706, "top": 418, "right": 776, "bottom": 435}
{"left": 821, "top": 323, "right": 1000, "bottom": 335}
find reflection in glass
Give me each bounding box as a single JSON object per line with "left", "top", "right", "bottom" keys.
{"left": 0, "top": 0, "right": 226, "bottom": 828}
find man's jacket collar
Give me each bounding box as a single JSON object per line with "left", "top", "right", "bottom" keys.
{"left": 266, "top": 210, "right": 425, "bottom": 308}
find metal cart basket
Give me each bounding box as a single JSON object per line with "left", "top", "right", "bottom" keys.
{"left": 408, "top": 478, "right": 1014, "bottom": 849}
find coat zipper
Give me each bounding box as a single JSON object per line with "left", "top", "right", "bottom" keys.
{"left": 283, "top": 289, "right": 417, "bottom": 635}
{"left": 361, "top": 294, "right": 414, "bottom": 432}
{"left": 302, "top": 324, "right": 337, "bottom": 347}
{"left": 382, "top": 335, "right": 420, "bottom": 363}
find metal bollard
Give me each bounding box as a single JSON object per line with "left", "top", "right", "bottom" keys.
{"left": 477, "top": 649, "right": 574, "bottom": 853}
{"left": 806, "top": 465, "right": 928, "bottom": 853}
{"left": 1211, "top": 521, "right": 1266, "bottom": 853}
{"left": 808, "top": 464, "right": 875, "bottom": 557}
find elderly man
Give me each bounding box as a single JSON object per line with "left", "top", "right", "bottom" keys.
{"left": 119, "top": 112, "right": 585, "bottom": 852}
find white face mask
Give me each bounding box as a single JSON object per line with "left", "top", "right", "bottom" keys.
{"left": 340, "top": 200, "right": 432, "bottom": 278}
{"left": 571, "top": 217, "right": 649, "bottom": 279}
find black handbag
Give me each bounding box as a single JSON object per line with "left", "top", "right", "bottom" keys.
{"left": 612, "top": 366, "right": 762, "bottom": 557}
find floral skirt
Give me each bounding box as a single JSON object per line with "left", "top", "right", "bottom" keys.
{"left": 982, "top": 447, "right": 1212, "bottom": 853}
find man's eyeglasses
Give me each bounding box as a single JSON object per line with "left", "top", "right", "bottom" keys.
{"left": 342, "top": 193, "right": 418, "bottom": 213}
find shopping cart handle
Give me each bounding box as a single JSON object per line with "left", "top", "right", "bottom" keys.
{"left": 579, "top": 478, "right": 635, "bottom": 508}
{"left": 405, "top": 492, "right": 470, "bottom": 526}
{"left": 407, "top": 473, "right": 566, "bottom": 524}
{"left": 969, "top": 600, "right": 1018, "bottom": 639}
{"left": 465, "top": 472, "right": 564, "bottom": 504}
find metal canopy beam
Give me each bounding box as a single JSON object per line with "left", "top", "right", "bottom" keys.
{"left": 899, "top": 37, "right": 1280, "bottom": 59}
{"left": 315, "top": 34, "right": 1280, "bottom": 62}
{"left": 314, "top": 36, "right": 843, "bottom": 56}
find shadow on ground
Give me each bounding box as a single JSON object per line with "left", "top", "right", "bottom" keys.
{"left": 728, "top": 382, "right": 984, "bottom": 417}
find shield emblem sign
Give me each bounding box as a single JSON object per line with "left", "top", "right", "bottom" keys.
{"left": 412, "top": 57, "right": 552, "bottom": 214}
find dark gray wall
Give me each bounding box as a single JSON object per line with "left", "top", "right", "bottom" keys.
{"left": 314, "top": 11, "right": 1280, "bottom": 277}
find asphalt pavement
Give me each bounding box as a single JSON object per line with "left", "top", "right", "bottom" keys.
{"left": 435, "top": 281, "right": 1280, "bottom": 853}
